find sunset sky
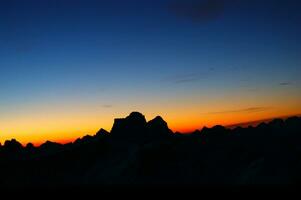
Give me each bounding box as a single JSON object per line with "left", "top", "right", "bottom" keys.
{"left": 0, "top": 0, "right": 301, "bottom": 145}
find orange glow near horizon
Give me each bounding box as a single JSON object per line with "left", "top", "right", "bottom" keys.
{"left": 1, "top": 86, "right": 300, "bottom": 146}
{"left": 1, "top": 108, "right": 300, "bottom": 146}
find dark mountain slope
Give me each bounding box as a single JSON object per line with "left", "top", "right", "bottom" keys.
{"left": 0, "top": 112, "right": 301, "bottom": 186}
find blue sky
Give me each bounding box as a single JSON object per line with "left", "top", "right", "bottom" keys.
{"left": 0, "top": 0, "right": 301, "bottom": 144}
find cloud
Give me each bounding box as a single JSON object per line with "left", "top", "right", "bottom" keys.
{"left": 174, "top": 76, "right": 200, "bottom": 84}
{"left": 102, "top": 104, "right": 113, "bottom": 108}
{"left": 207, "top": 107, "right": 271, "bottom": 114}
{"left": 165, "top": 72, "right": 207, "bottom": 84}
{"left": 279, "top": 82, "right": 292, "bottom": 86}
{"left": 167, "top": 0, "right": 230, "bottom": 22}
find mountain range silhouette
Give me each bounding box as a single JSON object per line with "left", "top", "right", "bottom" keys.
{"left": 1, "top": 112, "right": 301, "bottom": 186}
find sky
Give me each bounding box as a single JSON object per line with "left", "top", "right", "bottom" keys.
{"left": 0, "top": 0, "right": 301, "bottom": 145}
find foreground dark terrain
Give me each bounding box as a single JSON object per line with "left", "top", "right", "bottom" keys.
{"left": 1, "top": 112, "right": 301, "bottom": 186}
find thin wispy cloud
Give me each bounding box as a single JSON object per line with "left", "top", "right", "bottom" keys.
{"left": 279, "top": 82, "right": 292, "bottom": 86}
{"left": 164, "top": 67, "right": 216, "bottom": 84}
{"left": 167, "top": 0, "right": 232, "bottom": 23}
{"left": 165, "top": 72, "right": 207, "bottom": 84}
{"left": 174, "top": 76, "right": 201, "bottom": 84}
{"left": 207, "top": 107, "right": 271, "bottom": 114}
{"left": 102, "top": 104, "right": 113, "bottom": 108}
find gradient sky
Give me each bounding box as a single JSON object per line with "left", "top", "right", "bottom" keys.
{"left": 0, "top": 0, "right": 301, "bottom": 145}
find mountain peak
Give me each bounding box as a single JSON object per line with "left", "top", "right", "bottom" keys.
{"left": 147, "top": 116, "right": 172, "bottom": 138}
{"left": 110, "top": 112, "right": 172, "bottom": 142}
{"left": 96, "top": 128, "right": 109, "bottom": 136}
{"left": 4, "top": 139, "right": 23, "bottom": 149}
{"left": 110, "top": 112, "right": 147, "bottom": 141}
{"left": 147, "top": 116, "right": 168, "bottom": 128}
{"left": 126, "top": 112, "right": 147, "bottom": 124}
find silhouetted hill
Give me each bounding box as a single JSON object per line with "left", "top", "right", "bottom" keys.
{"left": 146, "top": 116, "right": 173, "bottom": 138}
{"left": 0, "top": 112, "right": 301, "bottom": 186}
{"left": 110, "top": 112, "right": 173, "bottom": 145}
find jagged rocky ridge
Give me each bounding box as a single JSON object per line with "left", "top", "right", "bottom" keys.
{"left": 0, "top": 112, "right": 301, "bottom": 185}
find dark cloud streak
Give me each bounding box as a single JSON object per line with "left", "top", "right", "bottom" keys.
{"left": 102, "top": 104, "right": 113, "bottom": 108}
{"left": 207, "top": 107, "right": 271, "bottom": 114}
{"left": 279, "top": 82, "right": 292, "bottom": 86}
{"left": 167, "top": 0, "right": 231, "bottom": 22}
{"left": 165, "top": 72, "right": 209, "bottom": 84}
{"left": 174, "top": 77, "right": 201, "bottom": 84}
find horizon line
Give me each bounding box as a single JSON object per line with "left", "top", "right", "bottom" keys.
{"left": 1, "top": 113, "right": 301, "bottom": 147}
